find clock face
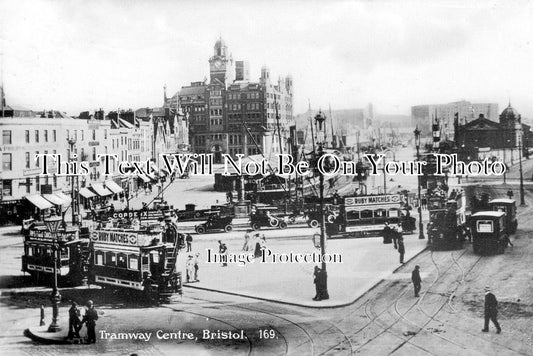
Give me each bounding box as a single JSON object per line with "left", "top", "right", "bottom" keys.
{"left": 214, "top": 59, "right": 222, "bottom": 69}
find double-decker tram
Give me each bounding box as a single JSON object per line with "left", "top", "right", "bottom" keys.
{"left": 326, "top": 194, "right": 405, "bottom": 238}
{"left": 22, "top": 225, "right": 90, "bottom": 285}
{"left": 427, "top": 193, "right": 467, "bottom": 250}
{"left": 89, "top": 223, "right": 183, "bottom": 300}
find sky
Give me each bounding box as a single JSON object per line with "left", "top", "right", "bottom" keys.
{"left": 1, "top": 0, "right": 533, "bottom": 119}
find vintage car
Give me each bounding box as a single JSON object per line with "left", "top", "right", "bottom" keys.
{"left": 250, "top": 206, "right": 287, "bottom": 230}
{"left": 470, "top": 211, "right": 510, "bottom": 255}
{"left": 195, "top": 213, "right": 234, "bottom": 234}
{"left": 488, "top": 198, "right": 518, "bottom": 234}
{"left": 305, "top": 205, "right": 336, "bottom": 228}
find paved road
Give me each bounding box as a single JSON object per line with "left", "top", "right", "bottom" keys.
{"left": 1, "top": 187, "right": 532, "bottom": 355}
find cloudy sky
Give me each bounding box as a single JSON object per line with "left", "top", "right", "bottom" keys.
{"left": 1, "top": 0, "right": 533, "bottom": 119}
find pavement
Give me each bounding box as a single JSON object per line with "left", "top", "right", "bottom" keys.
{"left": 179, "top": 233, "right": 428, "bottom": 308}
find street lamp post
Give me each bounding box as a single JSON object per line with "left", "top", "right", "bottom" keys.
{"left": 44, "top": 215, "right": 62, "bottom": 332}
{"left": 414, "top": 127, "right": 425, "bottom": 240}
{"left": 314, "top": 111, "right": 329, "bottom": 300}
{"left": 518, "top": 134, "right": 525, "bottom": 206}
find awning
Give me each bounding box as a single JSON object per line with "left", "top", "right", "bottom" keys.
{"left": 137, "top": 174, "right": 151, "bottom": 183}
{"left": 54, "top": 192, "right": 72, "bottom": 205}
{"left": 105, "top": 180, "right": 123, "bottom": 194}
{"left": 91, "top": 183, "right": 113, "bottom": 197}
{"left": 79, "top": 188, "right": 96, "bottom": 198}
{"left": 43, "top": 194, "right": 68, "bottom": 206}
{"left": 25, "top": 194, "right": 53, "bottom": 210}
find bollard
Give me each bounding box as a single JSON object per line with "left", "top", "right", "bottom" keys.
{"left": 40, "top": 305, "right": 45, "bottom": 326}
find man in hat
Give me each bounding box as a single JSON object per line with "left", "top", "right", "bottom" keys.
{"left": 397, "top": 236, "right": 405, "bottom": 264}
{"left": 186, "top": 255, "right": 194, "bottom": 282}
{"left": 218, "top": 240, "right": 228, "bottom": 267}
{"left": 193, "top": 253, "right": 200, "bottom": 282}
{"left": 482, "top": 287, "right": 501, "bottom": 333}
{"left": 411, "top": 265, "right": 422, "bottom": 297}
{"left": 67, "top": 301, "right": 82, "bottom": 339}
{"left": 186, "top": 233, "right": 193, "bottom": 252}
{"left": 82, "top": 300, "right": 98, "bottom": 344}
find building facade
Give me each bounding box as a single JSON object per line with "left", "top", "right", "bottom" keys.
{"left": 170, "top": 38, "right": 294, "bottom": 162}
{"left": 411, "top": 100, "right": 499, "bottom": 137}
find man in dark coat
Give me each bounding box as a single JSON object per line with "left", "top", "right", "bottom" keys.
{"left": 82, "top": 300, "right": 98, "bottom": 343}
{"left": 398, "top": 237, "right": 405, "bottom": 263}
{"left": 411, "top": 265, "right": 421, "bottom": 297}
{"left": 382, "top": 222, "right": 392, "bottom": 244}
{"left": 313, "top": 266, "right": 321, "bottom": 301}
{"left": 218, "top": 240, "right": 228, "bottom": 267}
{"left": 186, "top": 234, "right": 193, "bottom": 252}
{"left": 482, "top": 287, "right": 501, "bottom": 333}
{"left": 67, "top": 301, "right": 81, "bottom": 339}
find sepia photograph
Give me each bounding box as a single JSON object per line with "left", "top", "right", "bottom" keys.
{"left": 0, "top": 0, "right": 532, "bottom": 355}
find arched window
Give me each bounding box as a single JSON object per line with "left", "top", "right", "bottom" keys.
{"left": 105, "top": 251, "right": 116, "bottom": 266}
{"left": 95, "top": 251, "right": 104, "bottom": 266}
{"left": 128, "top": 254, "right": 139, "bottom": 270}
{"left": 360, "top": 209, "right": 373, "bottom": 219}
{"left": 117, "top": 253, "right": 127, "bottom": 268}
{"left": 346, "top": 210, "right": 359, "bottom": 221}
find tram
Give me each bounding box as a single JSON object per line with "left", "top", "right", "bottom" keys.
{"left": 89, "top": 222, "right": 183, "bottom": 300}
{"left": 325, "top": 194, "right": 405, "bottom": 238}
{"left": 427, "top": 194, "right": 467, "bottom": 250}
{"left": 470, "top": 211, "right": 510, "bottom": 255}
{"left": 488, "top": 199, "right": 518, "bottom": 234}
{"left": 22, "top": 225, "right": 90, "bottom": 285}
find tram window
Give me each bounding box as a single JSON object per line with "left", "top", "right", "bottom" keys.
{"left": 117, "top": 253, "right": 127, "bottom": 268}
{"left": 388, "top": 209, "right": 399, "bottom": 218}
{"left": 60, "top": 247, "right": 69, "bottom": 260}
{"left": 142, "top": 255, "right": 149, "bottom": 266}
{"left": 26, "top": 246, "right": 32, "bottom": 256}
{"left": 476, "top": 220, "right": 493, "bottom": 233}
{"left": 151, "top": 251, "right": 160, "bottom": 263}
{"left": 346, "top": 210, "right": 360, "bottom": 221}
{"left": 129, "top": 255, "right": 139, "bottom": 270}
{"left": 375, "top": 209, "right": 386, "bottom": 218}
{"left": 105, "top": 251, "right": 116, "bottom": 266}
{"left": 360, "top": 209, "right": 373, "bottom": 219}
{"left": 95, "top": 251, "right": 104, "bottom": 266}
{"left": 34, "top": 247, "right": 41, "bottom": 257}
{"left": 45, "top": 247, "right": 52, "bottom": 256}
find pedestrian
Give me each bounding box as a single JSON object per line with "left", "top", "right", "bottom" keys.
{"left": 382, "top": 222, "right": 391, "bottom": 244}
{"left": 392, "top": 226, "right": 399, "bottom": 249}
{"left": 82, "top": 300, "right": 98, "bottom": 344}
{"left": 398, "top": 237, "right": 405, "bottom": 264}
{"left": 411, "top": 265, "right": 422, "bottom": 297}
{"left": 254, "top": 234, "right": 262, "bottom": 258}
{"left": 313, "top": 266, "right": 321, "bottom": 301}
{"left": 67, "top": 301, "right": 81, "bottom": 339}
{"left": 142, "top": 272, "right": 156, "bottom": 304}
{"left": 186, "top": 233, "right": 193, "bottom": 252}
{"left": 504, "top": 235, "right": 514, "bottom": 247}
{"left": 194, "top": 253, "right": 200, "bottom": 281}
{"left": 218, "top": 240, "right": 228, "bottom": 267}
{"left": 242, "top": 229, "right": 252, "bottom": 251}
{"left": 482, "top": 287, "right": 501, "bottom": 333}
{"left": 186, "top": 255, "right": 194, "bottom": 282}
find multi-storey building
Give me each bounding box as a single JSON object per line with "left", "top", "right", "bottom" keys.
{"left": 411, "top": 100, "right": 499, "bottom": 137}
{"left": 170, "top": 38, "right": 293, "bottom": 163}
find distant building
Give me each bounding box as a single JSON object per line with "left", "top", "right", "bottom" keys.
{"left": 169, "top": 38, "right": 294, "bottom": 163}
{"left": 411, "top": 100, "right": 499, "bottom": 137}
{"left": 455, "top": 103, "right": 531, "bottom": 163}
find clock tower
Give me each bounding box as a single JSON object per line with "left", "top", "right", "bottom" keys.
{"left": 209, "top": 37, "right": 234, "bottom": 86}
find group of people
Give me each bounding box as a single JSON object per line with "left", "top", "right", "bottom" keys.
{"left": 382, "top": 222, "right": 406, "bottom": 264}
{"left": 68, "top": 300, "right": 98, "bottom": 343}
{"left": 242, "top": 230, "right": 267, "bottom": 258}
{"left": 185, "top": 253, "right": 200, "bottom": 282}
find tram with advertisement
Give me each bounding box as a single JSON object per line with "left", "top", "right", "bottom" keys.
{"left": 22, "top": 225, "right": 90, "bottom": 285}
{"left": 325, "top": 194, "right": 407, "bottom": 238}
{"left": 88, "top": 223, "right": 183, "bottom": 301}
{"left": 427, "top": 193, "right": 467, "bottom": 250}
